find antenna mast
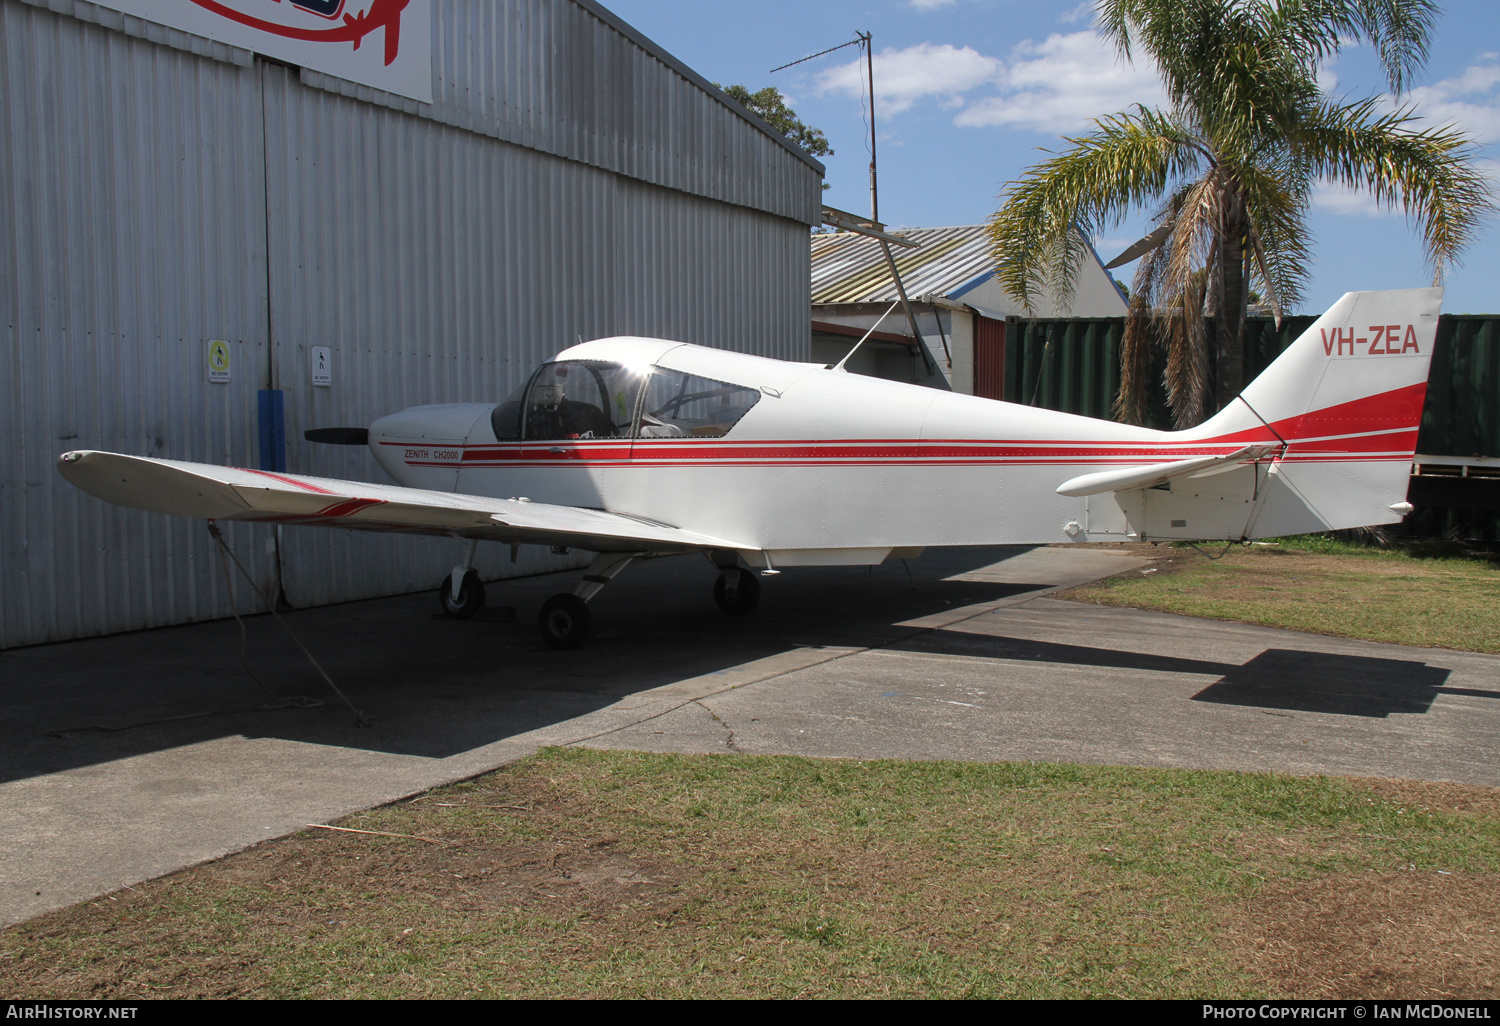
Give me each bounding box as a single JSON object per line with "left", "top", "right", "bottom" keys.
{"left": 770, "top": 30, "right": 878, "bottom": 222}
{"left": 860, "top": 31, "right": 876, "bottom": 224}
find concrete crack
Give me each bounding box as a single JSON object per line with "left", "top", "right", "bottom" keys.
{"left": 694, "top": 699, "right": 738, "bottom": 750}
{"left": 562, "top": 575, "right": 1117, "bottom": 752}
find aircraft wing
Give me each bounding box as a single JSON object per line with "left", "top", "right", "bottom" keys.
{"left": 56, "top": 450, "right": 744, "bottom": 554}
{"left": 1054, "top": 444, "right": 1280, "bottom": 498}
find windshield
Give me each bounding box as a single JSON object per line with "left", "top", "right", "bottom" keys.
{"left": 523, "top": 361, "right": 645, "bottom": 440}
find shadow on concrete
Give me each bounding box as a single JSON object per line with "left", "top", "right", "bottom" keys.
{"left": 892, "top": 627, "right": 1490, "bottom": 719}
{"left": 0, "top": 546, "right": 1046, "bottom": 784}
{"left": 1195, "top": 649, "right": 1464, "bottom": 717}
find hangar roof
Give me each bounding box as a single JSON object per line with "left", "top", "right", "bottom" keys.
{"left": 811, "top": 225, "right": 997, "bottom": 305}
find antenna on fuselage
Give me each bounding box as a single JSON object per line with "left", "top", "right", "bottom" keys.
{"left": 829, "top": 299, "right": 901, "bottom": 372}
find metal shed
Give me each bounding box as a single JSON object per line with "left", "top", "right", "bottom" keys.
{"left": 1, "top": 0, "right": 825, "bottom": 648}
{"left": 810, "top": 224, "right": 1127, "bottom": 394}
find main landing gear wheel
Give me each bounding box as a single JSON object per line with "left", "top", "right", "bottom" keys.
{"left": 539, "top": 593, "right": 592, "bottom": 649}
{"left": 713, "top": 567, "right": 761, "bottom": 615}
{"left": 439, "top": 570, "right": 486, "bottom": 619}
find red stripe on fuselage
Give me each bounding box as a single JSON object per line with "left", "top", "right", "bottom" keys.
{"left": 408, "top": 383, "right": 1425, "bottom": 469}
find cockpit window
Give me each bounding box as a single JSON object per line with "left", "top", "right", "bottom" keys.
{"left": 523, "top": 361, "right": 645, "bottom": 440}
{"left": 638, "top": 369, "right": 761, "bottom": 437}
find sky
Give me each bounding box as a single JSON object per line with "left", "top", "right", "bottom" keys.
{"left": 603, "top": 0, "right": 1500, "bottom": 314}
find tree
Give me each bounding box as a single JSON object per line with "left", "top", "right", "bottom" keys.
{"left": 987, "top": 0, "right": 1492, "bottom": 427}
{"left": 719, "top": 84, "right": 833, "bottom": 158}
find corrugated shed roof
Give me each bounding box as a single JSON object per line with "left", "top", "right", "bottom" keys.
{"left": 810, "top": 224, "right": 996, "bottom": 304}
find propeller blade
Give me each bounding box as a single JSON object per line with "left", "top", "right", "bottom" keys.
{"left": 304, "top": 427, "right": 370, "bottom": 446}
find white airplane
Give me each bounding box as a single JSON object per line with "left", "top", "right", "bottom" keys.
{"left": 59, "top": 288, "right": 1440, "bottom": 649}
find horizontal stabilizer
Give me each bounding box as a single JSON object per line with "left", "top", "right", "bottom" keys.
{"left": 1055, "top": 444, "right": 1278, "bottom": 498}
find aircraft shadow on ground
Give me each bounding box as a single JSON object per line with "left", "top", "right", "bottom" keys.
{"left": 0, "top": 546, "right": 1047, "bottom": 784}
{"left": 897, "top": 628, "right": 1490, "bottom": 719}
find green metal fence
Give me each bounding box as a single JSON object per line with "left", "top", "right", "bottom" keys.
{"left": 1004, "top": 314, "right": 1500, "bottom": 538}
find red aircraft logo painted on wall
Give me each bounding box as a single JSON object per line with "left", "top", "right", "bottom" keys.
{"left": 190, "top": 0, "right": 411, "bottom": 66}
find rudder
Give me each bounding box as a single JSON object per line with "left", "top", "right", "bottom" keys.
{"left": 1193, "top": 288, "right": 1442, "bottom": 536}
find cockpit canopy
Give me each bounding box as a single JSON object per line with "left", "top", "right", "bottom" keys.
{"left": 492, "top": 359, "right": 762, "bottom": 441}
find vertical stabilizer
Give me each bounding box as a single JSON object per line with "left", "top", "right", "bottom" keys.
{"left": 1190, "top": 288, "right": 1442, "bottom": 537}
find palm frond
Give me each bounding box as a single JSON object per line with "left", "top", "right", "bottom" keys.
{"left": 1296, "top": 98, "right": 1496, "bottom": 275}
{"left": 1161, "top": 175, "right": 1220, "bottom": 426}
{"left": 1104, "top": 1, "right": 1439, "bottom": 95}
{"left": 1277, "top": 0, "right": 1440, "bottom": 93}
{"left": 1033, "top": 1, "right": 1469, "bottom": 428}
{"left": 988, "top": 107, "right": 1204, "bottom": 312}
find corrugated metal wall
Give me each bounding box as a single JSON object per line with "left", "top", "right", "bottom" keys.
{"left": 1004, "top": 319, "right": 1132, "bottom": 422}
{"left": 1419, "top": 316, "right": 1500, "bottom": 459}
{"left": 306, "top": 0, "right": 822, "bottom": 226}
{"left": 1006, "top": 315, "right": 1500, "bottom": 460}
{"left": 2, "top": 0, "right": 821, "bottom": 647}
{"left": 1, "top": 2, "right": 279, "bottom": 647}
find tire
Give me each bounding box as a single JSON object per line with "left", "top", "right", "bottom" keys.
{"left": 439, "top": 570, "right": 485, "bottom": 619}
{"left": 538, "top": 593, "right": 592, "bottom": 649}
{"left": 713, "top": 566, "right": 761, "bottom": 615}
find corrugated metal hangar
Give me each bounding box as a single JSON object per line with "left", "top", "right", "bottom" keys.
{"left": 1, "top": 0, "right": 825, "bottom": 648}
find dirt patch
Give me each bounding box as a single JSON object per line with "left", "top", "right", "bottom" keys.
{"left": 5, "top": 752, "right": 1499, "bottom": 999}
{"left": 1342, "top": 777, "right": 1500, "bottom": 820}
{"left": 1227, "top": 871, "right": 1500, "bottom": 999}
{"left": 2, "top": 772, "right": 696, "bottom": 999}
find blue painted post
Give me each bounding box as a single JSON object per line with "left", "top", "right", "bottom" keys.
{"left": 257, "top": 389, "right": 286, "bottom": 472}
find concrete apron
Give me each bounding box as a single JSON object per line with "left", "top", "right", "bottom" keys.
{"left": 4, "top": 544, "right": 1499, "bottom": 928}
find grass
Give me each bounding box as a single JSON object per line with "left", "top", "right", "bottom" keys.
{"left": 1060, "top": 536, "right": 1500, "bottom": 652}
{"left": 3, "top": 748, "right": 1498, "bottom": 999}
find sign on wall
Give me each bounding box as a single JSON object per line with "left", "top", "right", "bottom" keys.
{"left": 311, "top": 346, "right": 332, "bottom": 387}
{"left": 206, "top": 339, "right": 232, "bottom": 383}
{"left": 94, "top": 0, "right": 432, "bottom": 102}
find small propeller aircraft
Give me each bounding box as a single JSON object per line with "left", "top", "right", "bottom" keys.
{"left": 59, "top": 287, "right": 1440, "bottom": 649}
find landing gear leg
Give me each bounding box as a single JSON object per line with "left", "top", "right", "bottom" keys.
{"left": 439, "top": 539, "right": 485, "bottom": 619}
{"left": 538, "top": 552, "right": 637, "bottom": 649}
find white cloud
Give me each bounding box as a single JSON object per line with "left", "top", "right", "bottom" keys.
{"left": 907, "top": 0, "right": 956, "bottom": 8}
{"left": 816, "top": 43, "right": 1004, "bottom": 116}
{"left": 1058, "top": 1, "right": 1094, "bottom": 24}
{"left": 1396, "top": 60, "right": 1500, "bottom": 143}
{"left": 1312, "top": 181, "right": 1398, "bottom": 218}
{"left": 955, "top": 31, "right": 1166, "bottom": 133}
{"left": 814, "top": 31, "right": 1164, "bottom": 134}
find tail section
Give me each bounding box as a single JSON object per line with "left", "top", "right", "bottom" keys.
{"left": 1186, "top": 288, "right": 1441, "bottom": 538}
{"left": 1075, "top": 288, "right": 1443, "bottom": 542}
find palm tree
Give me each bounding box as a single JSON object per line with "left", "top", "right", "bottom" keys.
{"left": 987, "top": 0, "right": 1492, "bottom": 427}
